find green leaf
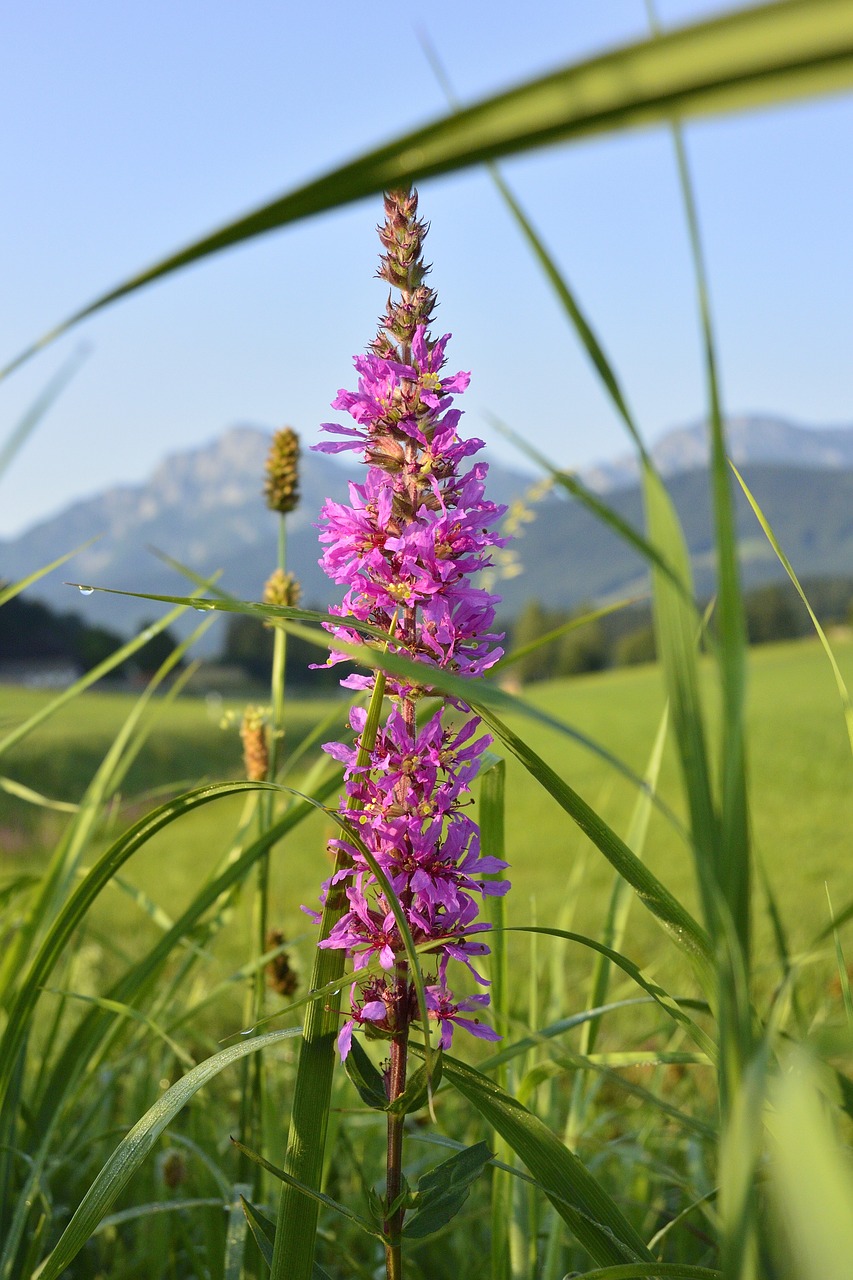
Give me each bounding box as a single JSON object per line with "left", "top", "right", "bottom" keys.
{"left": 488, "top": 415, "right": 690, "bottom": 600}
{"left": 32, "top": 1029, "right": 302, "bottom": 1280}
{"left": 38, "top": 987, "right": 195, "bottom": 1068}
{"left": 62, "top": 582, "right": 391, "bottom": 645}
{"left": 643, "top": 464, "right": 719, "bottom": 923}
{"left": 94, "top": 1198, "right": 228, "bottom": 1230}
{"left": 6, "top": 0, "right": 853, "bottom": 378}
{"left": 229, "top": 1139, "right": 383, "bottom": 1241}
{"left": 422, "top": 1051, "right": 655, "bottom": 1266}
{"left": 239, "top": 1199, "right": 335, "bottom": 1280}
{"left": 403, "top": 1141, "right": 492, "bottom": 1240}
{"left": 343, "top": 1035, "right": 389, "bottom": 1111}
{"left": 582, "top": 704, "right": 669, "bottom": 1065}
{"left": 0, "top": 775, "right": 78, "bottom": 813}
{"left": 659, "top": 52, "right": 753, "bottom": 1123}
{"left": 240, "top": 1197, "right": 275, "bottom": 1270}
{"left": 387, "top": 1056, "right": 443, "bottom": 1117}
{"left": 494, "top": 596, "right": 640, "bottom": 674}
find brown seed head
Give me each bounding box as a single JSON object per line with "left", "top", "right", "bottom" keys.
{"left": 240, "top": 706, "right": 269, "bottom": 782}
{"left": 264, "top": 427, "right": 301, "bottom": 514}
{"left": 266, "top": 929, "right": 299, "bottom": 996}
{"left": 160, "top": 1151, "right": 188, "bottom": 1190}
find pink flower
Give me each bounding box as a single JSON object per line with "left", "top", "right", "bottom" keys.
{"left": 306, "top": 190, "right": 510, "bottom": 1061}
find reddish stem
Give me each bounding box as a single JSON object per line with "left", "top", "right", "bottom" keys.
{"left": 383, "top": 969, "right": 410, "bottom": 1280}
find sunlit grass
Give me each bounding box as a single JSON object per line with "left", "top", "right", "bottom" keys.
{"left": 5, "top": 636, "right": 849, "bottom": 1020}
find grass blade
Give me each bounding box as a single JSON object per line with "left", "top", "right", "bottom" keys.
{"left": 65, "top": 583, "right": 690, "bottom": 841}
{"left": 31, "top": 1029, "right": 303, "bottom": 1280}
{"left": 495, "top": 599, "right": 639, "bottom": 674}
{"left": 223, "top": 1183, "right": 253, "bottom": 1280}
{"left": 271, "top": 669, "right": 388, "bottom": 1280}
{"left": 731, "top": 460, "right": 853, "bottom": 756}
{"left": 0, "top": 345, "right": 89, "bottom": 478}
{"left": 666, "top": 44, "right": 751, "bottom": 965}
{"left": 643, "top": 466, "right": 718, "bottom": 920}
{"left": 768, "top": 1050, "right": 853, "bottom": 1280}
{"left": 0, "top": 537, "right": 101, "bottom": 609}
{"left": 581, "top": 705, "right": 669, "bottom": 1066}
{"left": 473, "top": 705, "right": 713, "bottom": 986}
{"left": 230, "top": 1139, "right": 383, "bottom": 1241}
{"left": 487, "top": 417, "right": 689, "bottom": 597}
{"left": 505, "top": 927, "right": 715, "bottom": 1059}
{"left": 0, "top": 599, "right": 193, "bottom": 758}
{"left": 422, "top": 1050, "right": 655, "bottom": 1266}
{"left": 570, "top": 1268, "right": 721, "bottom": 1279}
{"left": 0, "top": 780, "right": 277, "bottom": 1107}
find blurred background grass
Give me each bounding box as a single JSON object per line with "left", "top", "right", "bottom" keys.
{"left": 4, "top": 634, "right": 849, "bottom": 1041}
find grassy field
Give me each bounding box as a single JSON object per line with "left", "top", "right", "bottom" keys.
{"left": 4, "top": 634, "right": 851, "bottom": 1038}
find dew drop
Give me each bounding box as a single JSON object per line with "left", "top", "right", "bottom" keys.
{"left": 240, "top": 1026, "right": 256, "bottom": 1037}
{"left": 78, "top": 585, "right": 94, "bottom": 596}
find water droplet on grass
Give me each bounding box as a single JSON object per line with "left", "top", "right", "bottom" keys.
{"left": 78, "top": 585, "right": 94, "bottom": 596}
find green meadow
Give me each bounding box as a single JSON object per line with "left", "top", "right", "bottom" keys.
{"left": 4, "top": 634, "right": 849, "bottom": 1017}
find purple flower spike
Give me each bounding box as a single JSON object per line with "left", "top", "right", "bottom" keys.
{"left": 307, "top": 188, "right": 510, "bottom": 1063}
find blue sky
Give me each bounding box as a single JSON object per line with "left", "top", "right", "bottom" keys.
{"left": 1, "top": 0, "right": 852, "bottom": 537}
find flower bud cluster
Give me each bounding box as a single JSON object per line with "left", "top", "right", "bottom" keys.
{"left": 310, "top": 189, "right": 510, "bottom": 1059}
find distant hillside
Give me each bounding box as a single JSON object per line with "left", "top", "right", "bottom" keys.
{"left": 0, "top": 426, "right": 533, "bottom": 647}
{"left": 504, "top": 463, "right": 853, "bottom": 610}
{"left": 582, "top": 414, "right": 853, "bottom": 492}
{"left": 3, "top": 420, "right": 853, "bottom": 651}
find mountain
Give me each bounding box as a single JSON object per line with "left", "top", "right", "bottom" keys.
{"left": 3, "top": 418, "right": 853, "bottom": 652}
{"left": 581, "top": 414, "right": 853, "bottom": 492}
{"left": 504, "top": 462, "right": 853, "bottom": 609}
{"left": 0, "top": 425, "right": 534, "bottom": 648}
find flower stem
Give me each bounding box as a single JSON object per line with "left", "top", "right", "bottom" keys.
{"left": 384, "top": 968, "right": 410, "bottom": 1280}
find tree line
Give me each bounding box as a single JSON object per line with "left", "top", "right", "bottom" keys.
{"left": 0, "top": 594, "right": 169, "bottom": 677}
{"left": 507, "top": 575, "right": 853, "bottom": 685}
{"left": 6, "top": 576, "right": 853, "bottom": 690}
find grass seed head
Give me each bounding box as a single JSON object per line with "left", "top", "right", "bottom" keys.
{"left": 264, "top": 425, "right": 301, "bottom": 513}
